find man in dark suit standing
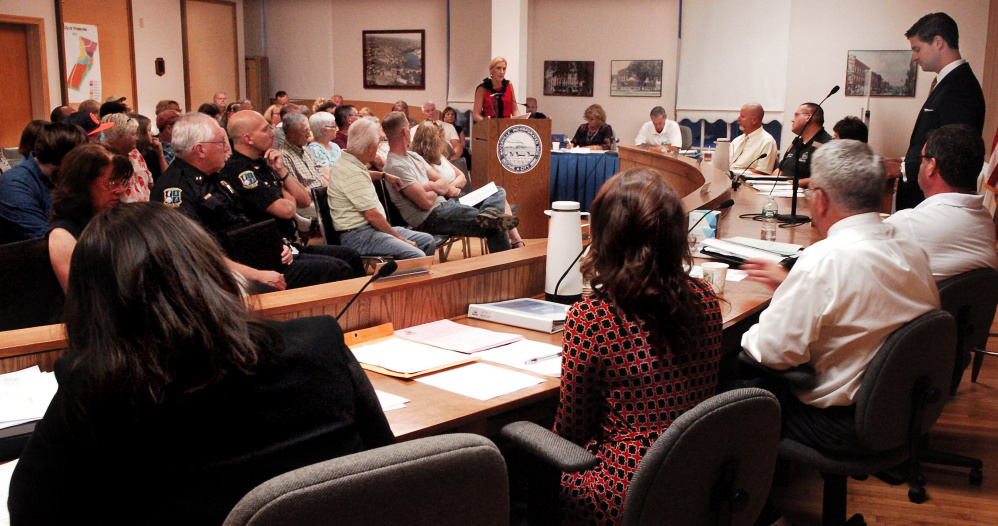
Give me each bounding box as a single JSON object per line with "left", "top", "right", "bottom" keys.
{"left": 889, "top": 12, "right": 986, "bottom": 210}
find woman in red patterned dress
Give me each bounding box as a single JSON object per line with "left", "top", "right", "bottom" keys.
{"left": 553, "top": 167, "right": 724, "bottom": 526}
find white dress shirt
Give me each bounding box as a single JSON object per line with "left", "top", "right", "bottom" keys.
{"left": 634, "top": 119, "right": 682, "bottom": 148}
{"left": 741, "top": 213, "right": 939, "bottom": 408}
{"left": 885, "top": 192, "right": 997, "bottom": 282}
{"left": 729, "top": 127, "right": 778, "bottom": 174}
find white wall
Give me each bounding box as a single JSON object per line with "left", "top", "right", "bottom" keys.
{"left": 262, "top": 0, "right": 449, "bottom": 107}
{"left": 527, "top": 0, "right": 681, "bottom": 143}
{"left": 782, "top": 0, "right": 990, "bottom": 157}
{"left": 131, "top": 0, "right": 185, "bottom": 118}
{"left": 4, "top": 0, "right": 63, "bottom": 112}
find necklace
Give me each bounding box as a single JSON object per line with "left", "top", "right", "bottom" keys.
{"left": 586, "top": 126, "right": 600, "bottom": 142}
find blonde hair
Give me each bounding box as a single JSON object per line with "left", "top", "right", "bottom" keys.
{"left": 583, "top": 104, "right": 606, "bottom": 126}
{"left": 410, "top": 121, "right": 444, "bottom": 161}
{"left": 489, "top": 57, "right": 507, "bottom": 70}
{"left": 358, "top": 107, "right": 375, "bottom": 118}
{"left": 101, "top": 113, "right": 138, "bottom": 142}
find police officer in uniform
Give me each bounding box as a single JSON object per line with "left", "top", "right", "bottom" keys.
{"left": 153, "top": 113, "right": 360, "bottom": 290}
{"left": 221, "top": 111, "right": 365, "bottom": 284}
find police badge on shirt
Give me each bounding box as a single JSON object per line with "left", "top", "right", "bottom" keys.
{"left": 163, "top": 188, "right": 182, "bottom": 207}
{"left": 238, "top": 170, "right": 259, "bottom": 189}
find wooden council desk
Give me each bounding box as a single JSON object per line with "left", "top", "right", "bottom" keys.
{"left": 0, "top": 148, "right": 820, "bottom": 442}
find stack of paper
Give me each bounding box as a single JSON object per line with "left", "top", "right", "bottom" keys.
{"left": 459, "top": 181, "right": 499, "bottom": 207}
{"left": 1, "top": 366, "right": 58, "bottom": 434}
{"left": 350, "top": 337, "right": 475, "bottom": 379}
{"left": 394, "top": 319, "right": 523, "bottom": 353}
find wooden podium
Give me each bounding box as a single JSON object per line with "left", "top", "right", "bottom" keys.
{"left": 471, "top": 118, "right": 551, "bottom": 239}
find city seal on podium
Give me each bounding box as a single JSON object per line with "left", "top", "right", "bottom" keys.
{"left": 496, "top": 124, "right": 542, "bottom": 174}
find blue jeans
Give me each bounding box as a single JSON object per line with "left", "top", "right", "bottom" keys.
{"left": 340, "top": 224, "right": 435, "bottom": 259}
{"left": 417, "top": 187, "right": 511, "bottom": 252}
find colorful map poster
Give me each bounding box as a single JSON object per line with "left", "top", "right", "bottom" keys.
{"left": 63, "top": 23, "right": 102, "bottom": 103}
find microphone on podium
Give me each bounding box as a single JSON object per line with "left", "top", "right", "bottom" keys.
{"left": 335, "top": 260, "right": 398, "bottom": 321}
{"left": 688, "top": 199, "right": 735, "bottom": 234}
{"left": 730, "top": 153, "right": 768, "bottom": 190}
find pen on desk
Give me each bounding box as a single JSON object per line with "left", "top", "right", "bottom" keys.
{"left": 525, "top": 352, "right": 562, "bottom": 365}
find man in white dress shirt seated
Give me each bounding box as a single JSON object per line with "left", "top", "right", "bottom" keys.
{"left": 729, "top": 103, "right": 778, "bottom": 174}
{"left": 634, "top": 106, "right": 682, "bottom": 153}
{"left": 739, "top": 139, "right": 939, "bottom": 456}
{"left": 884, "top": 123, "right": 997, "bottom": 282}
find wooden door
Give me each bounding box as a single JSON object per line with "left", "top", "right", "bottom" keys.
{"left": 183, "top": 0, "right": 239, "bottom": 111}
{"left": 0, "top": 23, "right": 33, "bottom": 147}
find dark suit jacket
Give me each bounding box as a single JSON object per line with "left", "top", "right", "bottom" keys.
{"left": 898, "top": 62, "right": 986, "bottom": 209}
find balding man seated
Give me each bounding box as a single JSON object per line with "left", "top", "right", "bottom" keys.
{"left": 740, "top": 139, "right": 939, "bottom": 456}
{"left": 884, "top": 124, "right": 998, "bottom": 282}
{"left": 328, "top": 118, "right": 435, "bottom": 260}
{"left": 382, "top": 111, "right": 524, "bottom": 252}
{"left": 220, "top": 110, "right": 365, "bottom": 284}
{"left": 729, "top": 103, "right": 778, "bottom": 174}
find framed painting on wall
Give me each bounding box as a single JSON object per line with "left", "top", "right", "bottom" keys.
{"left": 845, "top": 50, "right": 916, "bottom": 97}
{"left": 610, "top": 60, "right": 663, "bottom": 97}
{"left": 543, "top": 61, "right": 594, "bottom": 97}
{"left": 363, "top": 30, "right": 425, "bottom": 90}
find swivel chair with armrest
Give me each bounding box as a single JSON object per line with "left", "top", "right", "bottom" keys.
{"left": 775, "top": 310, "right": 956, "bottom": 526}
{"left": 224, "top": 433, "right": 509, "bottom": 526}
{"left": 501, "top": 388, "right": 782, "bottom": 526}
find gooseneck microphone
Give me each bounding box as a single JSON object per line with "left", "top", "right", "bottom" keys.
{"left": 335, "top": 260, "right": 398, "bottom": 321}
{"left": 731, "top": 153, "right": 768, "bottom": 190}
{"left": 688, "top": 199, "right": 736, "bottom": 234}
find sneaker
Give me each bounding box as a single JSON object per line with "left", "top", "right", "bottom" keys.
{"left": 476, "top": 208, "right": 519, "bottom": 231}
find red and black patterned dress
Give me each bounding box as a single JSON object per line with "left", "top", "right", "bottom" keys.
{"left": 553, "top": 285, "right": 723, "bottom": 526}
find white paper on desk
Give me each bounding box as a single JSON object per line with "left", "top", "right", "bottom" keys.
{"left": 727, "top": 237, "right": 802, "bottom": 257}
{"left": 415, "top": 363, "right": 544, "bottom": 401}
{"left": 375, "top": 390, "right": 410, "bottom": 411}
{"left": 748, "top": 184, "right": 804, "bottom": 198}
{"left": 690, "top": 266, "right": 748, "bottom": 282}
{"left": 477, "top": 340, "right": 563, "bottom": 377}
{"left": 0, "top": 366, "right": 59, "bottom": 426}
{"left": 701, "top": 238, "right": 786, "bottom": 264}
{"left": 351, "top": 338, "right": 470, "bottom": 375}
{"left": 459, "top": 181, "right": 498, "bottom": 207}
{"left": 0, "top": 459, "right": 18, "bottom": 526}
{"left": 395, "top": 319, "right": 523, "bottom": 353}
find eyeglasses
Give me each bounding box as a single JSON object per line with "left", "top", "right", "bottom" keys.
{"left": 803, "top": 186, "right": 822, "bottom": 199}
{"left": 794, "top": 112, "right": 812, "bottom": 118}
{"left": 199, "top": 140, "right": 228, "bottom": 146}
{"left": 98, "top": 177, "right": 132, "bottom": 191}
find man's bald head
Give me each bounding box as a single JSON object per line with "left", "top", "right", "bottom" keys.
{"left": 227, "top": 110, "right": 275, "bottom": 158}
{"left": 737, "top": 103, "right": 765, "bottom": 134}
{"left": 226, "top": 111, "right": 264, "bottom": 142}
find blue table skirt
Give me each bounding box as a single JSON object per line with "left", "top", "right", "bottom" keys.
{"left": 549, "top": 151, "right": 620, "bottom": 211}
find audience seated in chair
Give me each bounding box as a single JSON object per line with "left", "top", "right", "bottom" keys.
{"left": 0, "top": 122, "right": 87, "bottom": 244}
{"left": 8, "top": 202, "right": 394, "bottom": 526}
{"left": 327, "top": 117, "right": 435, "bottom": 259}
{"left": 382, "top": 111, "right": 525, "bottom": 252}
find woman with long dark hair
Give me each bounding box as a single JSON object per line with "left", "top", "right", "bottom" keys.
{"left": 10, "top": 202, "right": 394, "bottom": 525}
{"left": 48, "top": 143, "right": 133, "bottom": 291}
{"left": 553, "top": 168, "right": 724, "bottom": 525}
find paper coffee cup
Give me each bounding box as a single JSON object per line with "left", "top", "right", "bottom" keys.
{"left": 701, "top": 262, "right": 729, "bottom": 293}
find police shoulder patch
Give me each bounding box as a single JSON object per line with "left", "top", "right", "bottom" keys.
{"left": 162, "top": 188, "right": 182, "bottom": 207}
{"left": 238, "top": 170, "right": 259, "bottom": 189}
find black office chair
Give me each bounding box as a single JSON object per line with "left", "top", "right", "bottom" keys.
{"left": 680, "top": 125, "right": 694, "bottom": 150}
{"left": 224, "top": 433, "right": 509, "bottom": 526}
{"left": 0, "top": 237, "right": 65, "bottom": 331}
{"left": 777, "top": 310, "right": 956, "bottom": 526}
{"left": 220, "top": 219, "right": 284, "bottom": 272}
{"left": 916, "top": 267, "right": 997, "bottom": 486}
{"left": 310, "top": 186, "right": 341, "bottom": 245}
{"left": 501, "top": 388, "right": 782, "bottom": 526}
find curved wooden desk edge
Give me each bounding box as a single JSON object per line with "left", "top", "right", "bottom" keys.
{"left": 617, "top": 146, "right": 732, "bottom": 211}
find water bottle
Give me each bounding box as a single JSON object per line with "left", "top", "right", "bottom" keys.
{"left": 761, "top": 196, "right": 778, "bottom": 241}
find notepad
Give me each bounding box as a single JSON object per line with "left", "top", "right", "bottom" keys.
{"left": 477, "top": 339, "right": 564, "bottom": 377}
{"left": 395, "top": 319, "right": 523, "bottom": 354}
{"left": 349, "top": 337, "right": 475, "bottom": 379}
{"left": 415, "top": 363, "right": 545, "bottom": 401}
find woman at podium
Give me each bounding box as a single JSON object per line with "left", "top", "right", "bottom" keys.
{"left": 473, "top": 56, "right": 521, "bottom": 122}
{"left": 569, "top": 104, "right": 615, "bottom": 150}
